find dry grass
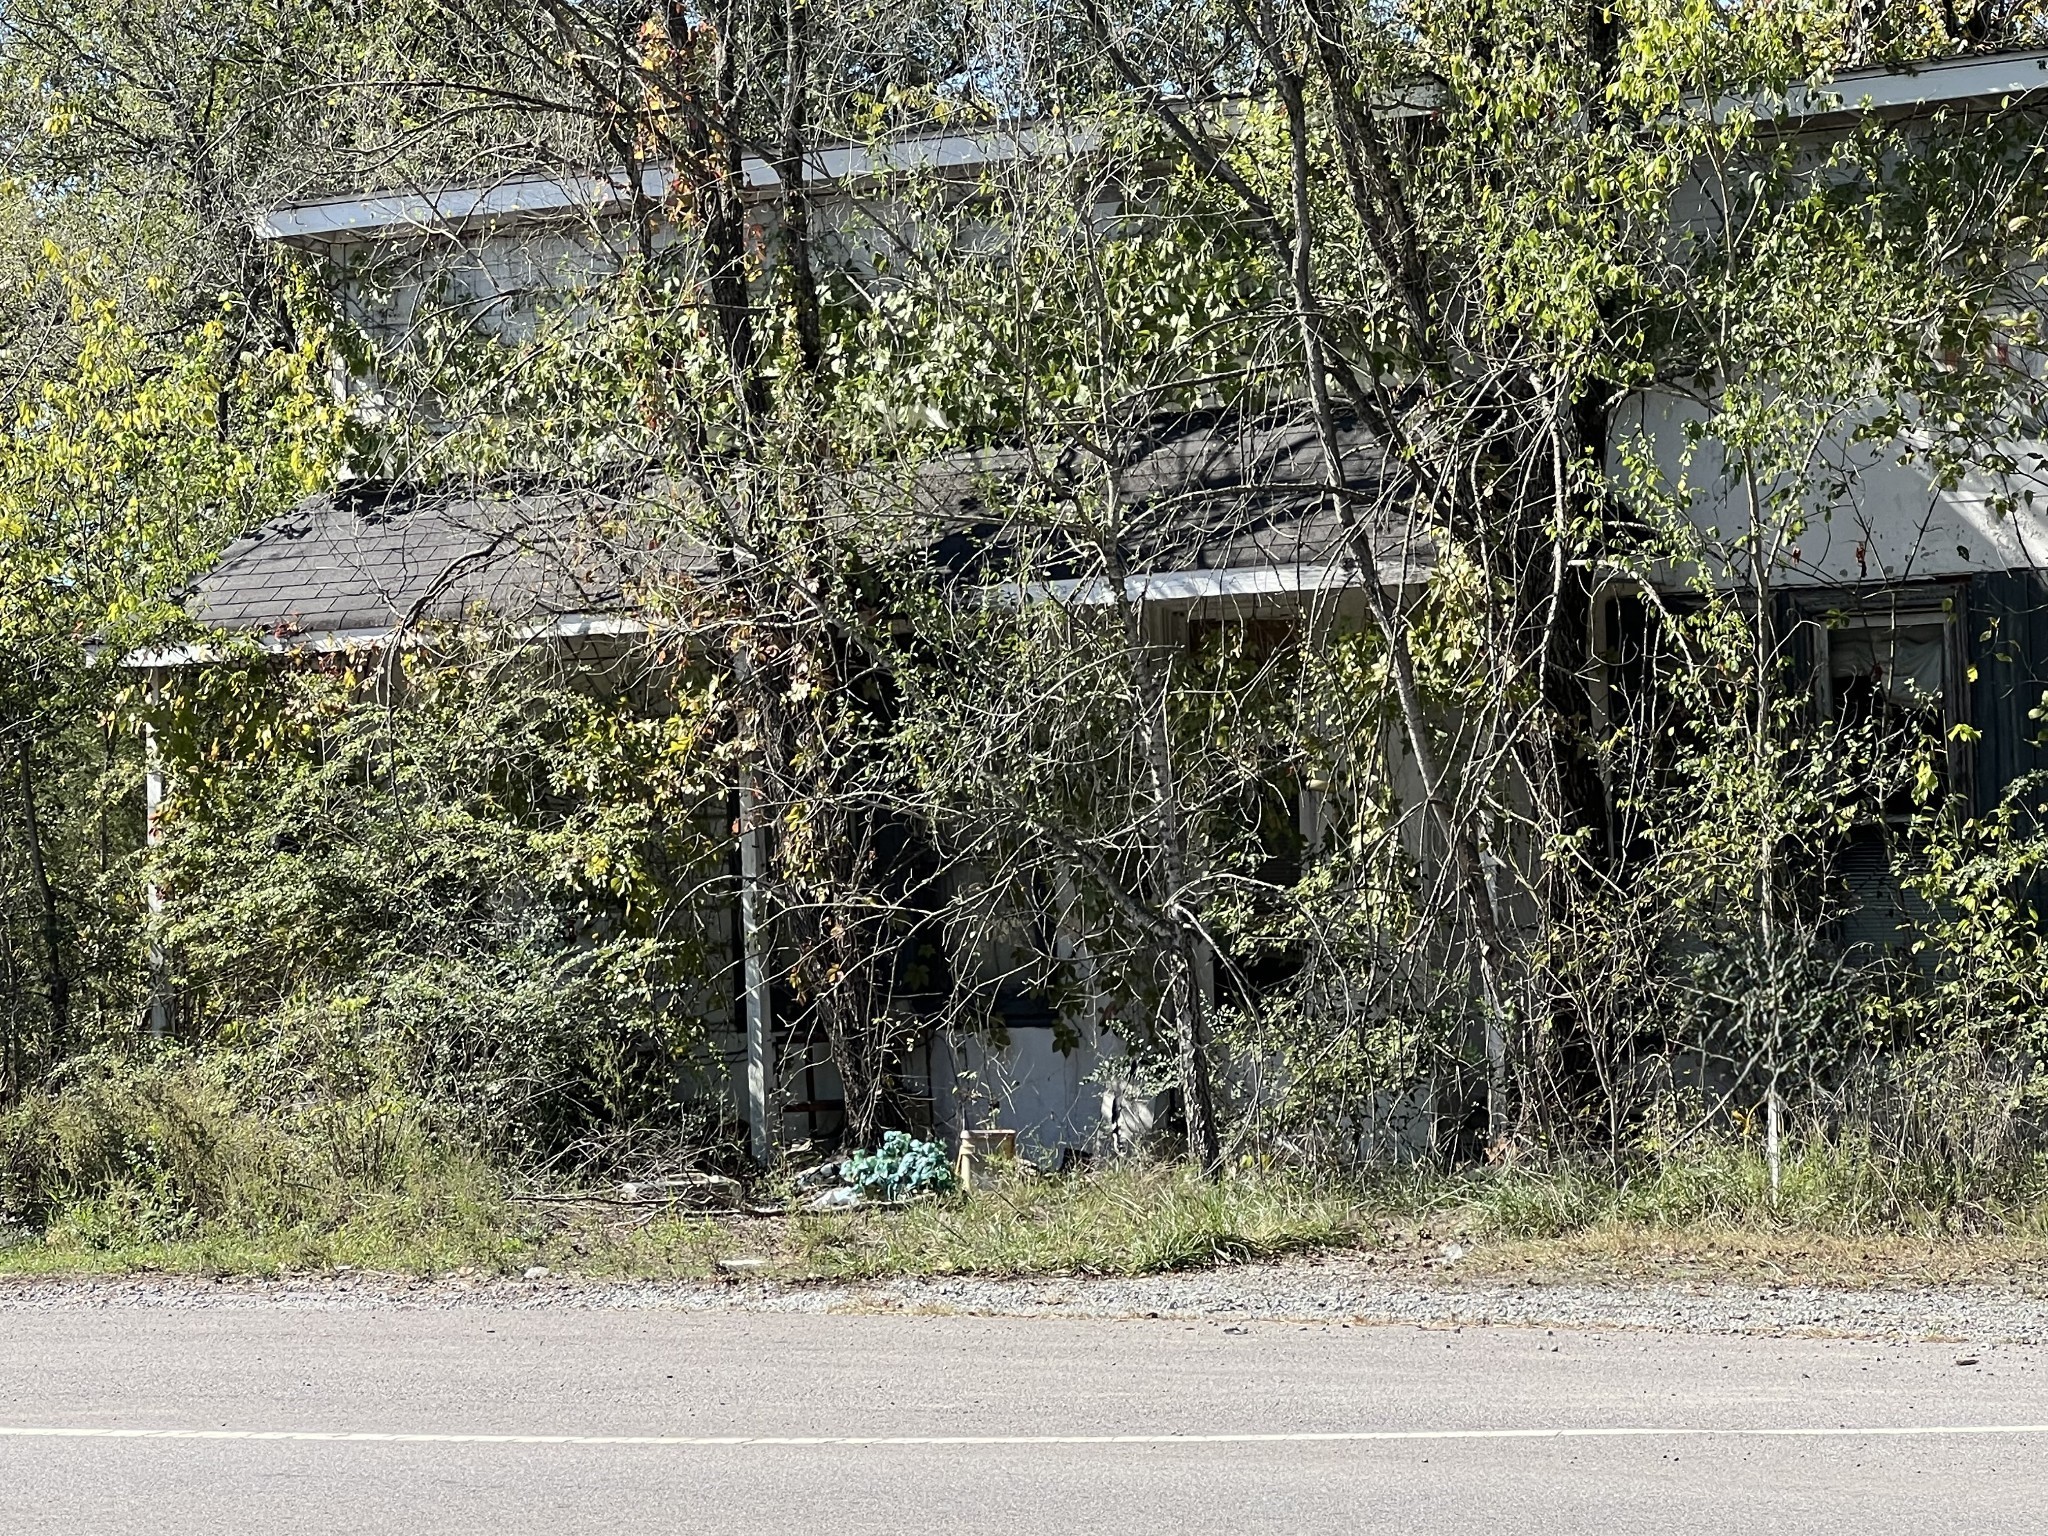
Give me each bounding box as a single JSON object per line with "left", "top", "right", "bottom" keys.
{"left": 521, "top": 1163, "right": 1371, "bottom": 1281}
{"left": 8, "top": 1065, "right": 2048, "bottom": 1290}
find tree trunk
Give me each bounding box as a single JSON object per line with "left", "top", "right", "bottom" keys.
{"left": 1116, "top": 529, "right": 1223, "bottom": 1176}
{"left": 1172, "top": 934, "right": 1223, "bottom": 1174}
{"left": 1258, "top": 46, "right": 1517, "bottom": 1127}
{"left": 0, "top": 827, "right": 24, "bottom": 1101}
{"left": 775, "top": 0, "right": 823, "bottom": 377}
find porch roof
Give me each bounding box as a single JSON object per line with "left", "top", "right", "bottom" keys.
{"left": 911, "top": 414, "right": 1428, "bottom": 596}
{"left": 133, "top": 415, "right": 1426, "bottom": 665}
{"left": 126, "top": 481, "right": 678, "bottom": 665}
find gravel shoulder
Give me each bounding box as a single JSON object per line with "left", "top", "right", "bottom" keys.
{"left": 4, "top": 1255, "right": 2046, "bottom": 1344}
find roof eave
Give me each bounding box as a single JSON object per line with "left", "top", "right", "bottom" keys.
{"left": 256, "top": 124, "right": 1103, "bottom": 244}
{"left": 122, "top": 613, "right": 649, "bottom": 668}
{"left": 1763, "top": 46, "right": 2048, "bottom": 125}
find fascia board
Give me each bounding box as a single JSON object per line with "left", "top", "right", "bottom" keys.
{"left": 1024, "top": 561, "right": 1419, "bottom": 605}
{"left": 1751, "top": 48, "right": 2048, "bottom": 124}
{"left": 121, "top": 614, "right": 649, "bottom": 667}
{"left": 257, "top": 50, "right": 2048, "bottom": 243}
{"left": 254, "top": 168, "right": 669, "bottom": 240}
{"left": 256, "top": 125, "right": 1102, "bottom": 244}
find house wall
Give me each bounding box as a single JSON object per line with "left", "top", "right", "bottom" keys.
{"left": 1613, "top": 381, "right": 2048, "bottom": 821}
{"left": 295, "top": 168, "right": 1098, "bottom": 372}
{"left": 927, "top": 1021, "right": 1154, "bottom": 1168}
{"left": 1614, "top": 387, "right": 2048, "bottom": 591}
{"left": 254, "top": 82, "right": 2048, "bottom": 1158}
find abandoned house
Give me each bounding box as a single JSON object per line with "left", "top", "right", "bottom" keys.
{"left": 137, "top": 47, "right": 2048, "bottom": 1164}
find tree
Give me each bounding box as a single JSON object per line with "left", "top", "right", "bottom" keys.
{"left": 338, "top": 0, "right": 2048, "bottom": 1166}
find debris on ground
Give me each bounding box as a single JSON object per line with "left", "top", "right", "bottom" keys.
{"left": 617, "top": 1172, "right": 744, "bottom": 1207}
{"left": 804, "top": 1186, "right": 864, "bottom": 1212}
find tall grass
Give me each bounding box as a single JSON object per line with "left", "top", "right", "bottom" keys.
{"left": 0, "top": 1050, "right": 520, "bottom": 1276}
{"left": 8, "top": 1051, "right": 2048, "bottom": 1282}
{"left": 1438, "top": 1139, "right": 2048, "bottom": 1242}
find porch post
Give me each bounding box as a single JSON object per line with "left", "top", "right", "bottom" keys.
{"left": 737, "top": 767, "right": 776, "bottom": 1165}
{"left": 143, "top": 669, "right": 171, "bottom": 1040}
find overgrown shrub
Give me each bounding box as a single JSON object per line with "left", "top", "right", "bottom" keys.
{"left": 143, "top": 639, "right": 739, "bottom": 1167}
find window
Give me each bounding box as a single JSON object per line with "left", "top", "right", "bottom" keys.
{"left": 1805, "top": 589, "right": 1967, "bottom": 808}
{"left": 1816, "top": 614, "right": 1953, "bottom": 734}
{"left": 1800, "top": 587, "right": 1966, "bottom": 955}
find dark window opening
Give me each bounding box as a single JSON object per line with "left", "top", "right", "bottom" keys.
{"left": 1798, "top": 587, "right": 1967, "bottom": 956}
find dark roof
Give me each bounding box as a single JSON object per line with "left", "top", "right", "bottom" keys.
{"left": 908, "top": 415, "right": 1421, "bottom": 583}
{"left": 184, "top": 417, "right": 1421, "bottom": 641}
{"left": 185, "top": 483, "right": 662, "bottom": 636}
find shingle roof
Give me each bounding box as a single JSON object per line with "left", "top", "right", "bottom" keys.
{"left": 909, "top": 415, "right": 1422, "bottom": 583}
{"left": 181, "top": 416, "right": 1421, "bottom": 643}
{"left": 185, "top": 483, "right": 656, "bottom": 636}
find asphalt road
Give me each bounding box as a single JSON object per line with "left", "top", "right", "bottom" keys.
{"left": 2, "top": 1299, "right": 2043, "bottom": 1533}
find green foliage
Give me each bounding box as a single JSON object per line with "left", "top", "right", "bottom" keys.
{"left": 832, "top": 149, "right": 1274, "bottom": 444}
{"left": 0, "top": 238, "right": 347, "bottom": 1095}
{"left": 15, "top": 0, "right": 2048, "bottom": 1246}
{"left": 0, "top": 254, "right": 343, "bottom": 656}
{"left": 143, "top": 637, "right": 736, "bottom": 1162}
{"left": 1897, "top": 786, "right": 2048, "bottom": 1062}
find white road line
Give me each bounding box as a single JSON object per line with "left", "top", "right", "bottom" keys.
{"left": 0, "top": 1424, "right": 2043, "bottom": 1448}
